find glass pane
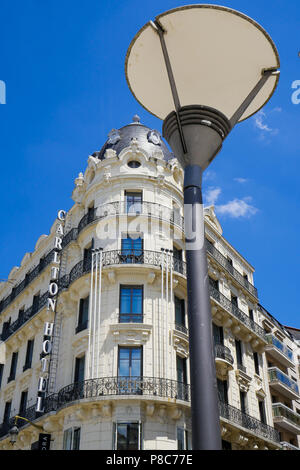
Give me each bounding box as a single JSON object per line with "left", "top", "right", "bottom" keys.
{"left": 73, "top": 428, "right": 81, "bottom": 450}
{"left": 131, "top": 348, "right": 142, "bottom": 377}
{"left": 128, "top": 423, "right": 139, "bottom": 450}
{"left": 116, "top": 424, "right": 128, "bottom": 450}
{"left": 118, "top": 349, "right": 130, "bottom": 377}
{"left": 63, "top": 428, "right": 73, "bottom": 450}
{"left": 132, "top": 288, "right": 142, "bottom": 314}
{"left": 177, "top": 428, "right": 184, "bottom": 450}
{"left": 120, "top": 288, "right": 131, "bottom": 313}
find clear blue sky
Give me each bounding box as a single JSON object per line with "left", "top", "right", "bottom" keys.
{"left": 0, "top": 0, "right": 299, "bottom": 327}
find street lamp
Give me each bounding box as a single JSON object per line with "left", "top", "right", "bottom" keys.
{"left": 9, "top": 415, "right": 43, "bottom": 446}
{"left": 125, "top": 4, "right": 279, "bottom": 450}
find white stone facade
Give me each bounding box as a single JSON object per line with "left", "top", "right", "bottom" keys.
{"left": 0, "top": 118, "right": 299, "bottom": 450}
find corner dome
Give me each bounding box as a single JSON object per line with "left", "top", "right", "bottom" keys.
{"left": 94, "top": 115, "right": 173, "bottom": 161}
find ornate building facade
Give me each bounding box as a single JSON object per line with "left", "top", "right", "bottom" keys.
{"left": 0, "top": 116, "right": 299, "bottom": 450}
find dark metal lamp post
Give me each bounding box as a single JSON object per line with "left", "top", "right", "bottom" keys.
{"left": 125, "top": 4, "right": 280, "bottom": 450}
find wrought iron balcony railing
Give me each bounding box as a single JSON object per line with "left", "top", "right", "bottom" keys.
{"left": 266, "top": 334, "right": 294, "bottom": 362}
{"left": 206, "top": 239, "right": 258, "bottom": 298}
{"left": 0, "top": 377, "right": 280, "bottom": 444}
{"left": 268, "top": 367, "right": 299, "bottom": 395}
{"left": 214, "top": 343, "right": 234, "bottom": 365}
{"left": 174, "top": 323, "right": 188, "bottom": 335}
{"left": 209, "top": 283, "right": 267, "bottom": 342}
{"left": 218, "top": 401, "right": 280, "bottom": 443}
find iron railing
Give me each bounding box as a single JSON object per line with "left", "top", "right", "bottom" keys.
{"left": 214, "top": 343, "right": 234, "bottom": 365}
{"left": 206, "top": 239, "right": 258, "bottom": 298}
{"left": 266, "top": 334, "right": 294, "bottom": 362}
{"left": 218, "top": 401, "right": 280, "bottom": 443}
{"left": 209, "top": 283, "right": 267, "bottom": 342}
{"left": 0, "top": 377, "right": 280, "bottom": 443}
{"left": 174, "top": 323, "right": 188, "bottom": 335}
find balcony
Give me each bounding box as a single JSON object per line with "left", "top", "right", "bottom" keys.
{"left": 272, "top": 403, "right": 300, "bottom": 434}
{"left": 219, "top": 401, "right": 280, "bottom": 444}
{"left": 265, "top": 334, "right": 294, "bottom": 368}
{"left": 0, "top": 377, "right": 280, "bottom": 446}
{"left": 209, "top": 283, "right": 267, "bottom": 344}
{"left": 268, "top": 367, "right": 299, "bottom": 400}
{"left": 206, "top": 239, "right": 258, "bottom": 298}
{"left": 214, "top": 343, "right": 234, "bottom": 380}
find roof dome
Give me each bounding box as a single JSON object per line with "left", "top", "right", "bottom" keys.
{"left": 94, "top": 116, "right": 173, "bottom": 161}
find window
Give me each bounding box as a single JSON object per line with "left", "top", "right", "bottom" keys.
{"left": 217, "top": 379, "right": 228, "bottom": 404}
{"left": 125, "top": 191, "right": 142, "bottom": 214}
{"left": 231, "top": 295, "right": 238, "bottom": 308}
{"left": 18, "top": 309, "right": 24, "bottom": 322}
{"left": 235, "top": 340, "right": 243, "bottom": 369}
{"left": 175, "top": 297, "right": 185, "bottom": 328}
{"left": 121, "top": 235, "right": 143, "bottom": 262}
{"left": 63, "top": 427, "right": 81, "bottom": 450}
{"left": 83, "top": 241, "right": 93, "bottom": 269}
{"left": 177, "top": 356, "right": 187, "bottom": 384}
{"left": 213, "top": 324, "right": 224, "bottom": 346}
{"left": 0, "top": 364, "right": 4, "bottom": 389}
{"left": 118, "top": 347, "right": 142, "bottom": 379}
{"left": 23, "top": 339, "right": 34, "bottom": 371}
{"left": 74, "top": 356, "right": 85, "bottom": 383}
{"left": 249, "top": 309, "right": 254, "bottom": 321}
{"left": 209, "top": 277, "right": 219, "bottom": 291}
{"left": 127, "top": 160, "right": 141, "bottom": 168}
{"left": 87, "top": 204, "right": 95, "bottom": 223}
{"left": 253, "top": 352, "right": 260, "bottom": 376}
{"left": 3, "top": 401, "right": 11, "bottom": 423}
{"left": 8, "top": 351, "right": 18, "bottom": 382}
{"left": 113, "top": 422, "right": 142, "bottom": 450}
{"left": 240, "top": 391, "right": 247, "bottom": 414}
{"left": 32, "top": 294, "right": 40, "bottom": 314}
{"left": 177, "top": 427, "right": 191, "bottom": 450}
{"left": 76, "top": 297, "right": 89, "bottom": 333}
{"left": 173, "top": 246, "right": 183, "bottom": 261}
{"left": 19, "top": 390, "right": 28, "bottom": 415}
{"left": 258, "top": 400, "right": 266, "bottom": 424}
{"left": 119, "top": 285, "right": 143, "bottom": 323}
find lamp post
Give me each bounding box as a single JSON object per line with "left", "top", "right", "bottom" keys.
{"left": 125, "top": 4, "right": 279, "bottom": 450}
{"left": 9, "top": 415, "right": 43, "bottom": 446}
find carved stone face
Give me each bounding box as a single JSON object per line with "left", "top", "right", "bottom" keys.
{"left": 147, "top": 130, "right": 161, "bottom": 145}
{"left": 107, "top": 129, "right": 121, "bottom": 145}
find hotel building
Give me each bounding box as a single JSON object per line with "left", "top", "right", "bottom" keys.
{"left": 0, "top": 116, "right": 299, "bottom": 450}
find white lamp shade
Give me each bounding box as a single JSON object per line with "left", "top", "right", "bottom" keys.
{"left": 125, "top": 5, "right": 279, "bottom": 121}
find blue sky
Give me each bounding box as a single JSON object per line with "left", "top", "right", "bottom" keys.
{"left": 0, "top": 0, "right": 299, "bottom": 327}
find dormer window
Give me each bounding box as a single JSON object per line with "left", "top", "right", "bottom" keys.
{"left": 128, "top": 160, "right": 141, "bottom": 169}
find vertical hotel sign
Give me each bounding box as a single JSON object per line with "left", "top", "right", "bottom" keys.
{"left": 35, "top": 209, "right": 66, "bottom": 413}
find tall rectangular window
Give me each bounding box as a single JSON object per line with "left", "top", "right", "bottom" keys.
{"left": 176, "top": 356, "right": 187, "bottom": 384}
{"left": 258, "top": 400, "right": 266, "bottom": 424}
{"left": 118, "top": 347, "right": 142, "bottom": 378}
{"left": 235, "top": 340, "right": 243, "bottom": 369}
{"left": 63, "top": 427, "right": 81, "bottom": 450}
{"left": 213, "top": 324, "right": 224, "bottom": 346}
{"left": 74, "top": 356, "right": 85, "bottom": 383}
{"left": 217, "top": 379, "right": 228, "bottom": 404}
{"left": 0, "top": 364, "right": 4, "bottom": 389}
{"left": 175, "top": 297, "right": 185, "bottom": 328}
{"left": 121, "top": 235, "right": 143, "bottom": 262}
{"left": 125, "top": 191, "right": 142, "bottom": 214}
{"left": 8, "top": 351, "right": 18, "bottom": 382}
{"left": 240, "top": 391, "right": 247, "bottom": 414}
{"left": 24, "top": 339, "right": 34, "bottom": 371}
{"left": 32, "top": 294, "right": 40, "bottom": 314}
{"left": 76, "top": 297, "right": 89, "bottom": 333}
{"left": 114, "top": 422, "right": 141, "bottom": 450}
{"left": 19, "top": 390, "right": 28, "bottom": 415}
{"left": 3, "top": 401, "right": 12, "bottom": 423}
{"left": 177, "top": 427, "right": 191, "bottom": 450}
{"left": 119, "top": 286, "right": 143, "bottom": 323}
{"left": 253, "top": 352, "right": 260, "bottom": 376}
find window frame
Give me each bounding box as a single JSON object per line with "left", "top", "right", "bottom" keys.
{"left": 119, "top": 285, "right": 143, "bottom": 323}
{"left": 113, "top": 421, "right": 142, "bottom": 450}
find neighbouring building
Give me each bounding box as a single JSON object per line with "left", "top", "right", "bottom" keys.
{"left": 0, "top": 116, "right": 299, "bottom": 450}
